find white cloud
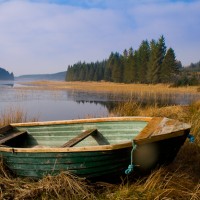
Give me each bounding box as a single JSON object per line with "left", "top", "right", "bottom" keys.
{"left": 0, "top": 0, "right": 199, "bottom": 75}
{"left": 127, "top": 1, "right": 200, "bottom": 64}
{"left": 0, "top": 1, "right": 131, "bottom": 75}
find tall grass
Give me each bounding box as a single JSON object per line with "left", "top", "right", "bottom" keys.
{"left": 20, "top": 81, "right": 199, "bottom": 95}
{"left": 0, "top": 101, "right": 200, "bottom": 199}
{"left": 18, "top": 81, "right": 200, "bottom": 107}
{"left": 0, "top": 161, "right": 95, "bottom": 200}
{"left": 102, "top": 168, "right": 200, "bottom": 200}
{"left": 0, "top": 106, "right": 38, "bottom": 127}
{"left": 105, "top": 100, "right": 200, "bottom": 200}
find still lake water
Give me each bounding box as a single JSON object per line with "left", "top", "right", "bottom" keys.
{"left": 0, "top": 81, "right": 199, "bottom": 121}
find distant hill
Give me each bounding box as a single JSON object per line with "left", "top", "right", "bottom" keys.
{"left": 15, "top": 71, "right": 66, "bottom": 81}
{"left": 0, "top": 67, "right": 14, "bottom": 80}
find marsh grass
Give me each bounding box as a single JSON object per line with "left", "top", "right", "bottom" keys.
{"left": 20, "top": 81, "right": 199, "bottom": 94}
{"left": 0, "top": 100, "right": 200, "bottom": 199}
{"left": 111, "top": 101, "right": 189, "bottom": 121}
{"left": 18, "top": 81, "right": 200, "bottom": 106}
{"left": 0, "top": 159, "right": 95, "bottom": 200}
{"left": 0, "top": 106, "right": 38, "bottom": 127}
{"left": 100, "top": 100, "right": 200, "bottom": 200}
{"left": 103, "top": 168, "right": 200, "bottom": 200}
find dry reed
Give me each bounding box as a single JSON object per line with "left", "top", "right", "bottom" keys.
{"left": 0, "top": 159, "right": 95, "bottom": 200}
{"left": 19, "top": 81, "right": 199, "bottom": 95}
{"left": 0, "top": 100, "right": 200, "bottom": 199}
{"left": 103, "top": 168, "right": 200, "bottom": 200}
{"left": 17, "top": 81, "right": 200, "bottom": 108}
{"left": 103, "top": 100, "right": 200, "bottom": 200}
{"left": 0, "top": 106, "right": 38, "bottom": 127}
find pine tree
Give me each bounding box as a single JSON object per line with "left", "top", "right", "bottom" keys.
{"left": 123, "top": 56, "right": 131, "bottom": 83}
{"left": 137, "top": 40, "right": 150, "bottom": 83}
{"left": 65, "top": 35, "right": 180, "bottom": 84}
{"left": 123, "top": 49, "right": 128, "bottom": 58}
{"left": 110, "top": 53, "right": 123, "bottom": 82}
{"left": 161, "top": 48, "right": 179, "bottom": 83}
{"left": 147, "top": 39, "right": 157, "bottom": 83}
{"left": 123, "top": 50, "right": 137, "bottom": 83}
{"left": 147, "top": 36, "right": 166, "bottom": 83}
{"left": 128, "top": 47, "right": 134, "bottom": 57}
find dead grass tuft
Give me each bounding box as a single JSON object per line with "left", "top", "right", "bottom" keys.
{"left": 104, "top": 168, "right": 200, "bottom": 200}
{"left": 111, "top": 101, "right": 189, "bottom": 121}
{"left": 111, "top": 101, "right": 141, "bottom": 116}
{"left": 139, "top": 105, "right": 189, "bottom": 121}
{"left": 0, "top": 162, "right": 95, "bottom": 200}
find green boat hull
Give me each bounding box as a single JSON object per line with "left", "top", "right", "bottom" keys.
{"left": 0, "top": 117, "right": 190, "bottom": 179}
{"left": 1, "top": 148, "right": 132, "bottom": 179}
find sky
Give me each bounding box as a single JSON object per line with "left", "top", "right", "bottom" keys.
{"left": 0, "top": 0, "right": 199, "bottom": 76}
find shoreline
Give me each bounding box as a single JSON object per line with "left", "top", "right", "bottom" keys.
{"left": 17, "top": 80, "right": 199, "bottom": 94}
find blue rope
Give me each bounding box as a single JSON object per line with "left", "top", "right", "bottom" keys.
{"left": 125, "top": 141, "right": 137, "bottom": 175}
{"left": 187, "top": 134, "right": 195, "bottom": 143}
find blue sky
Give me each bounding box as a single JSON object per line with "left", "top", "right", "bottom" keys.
{"left": 0, "top": 0, "right": 199, "bottom": 76}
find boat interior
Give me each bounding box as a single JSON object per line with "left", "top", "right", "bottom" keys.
{"left": 0, "top": 120, "right": 148, "bottom": 148}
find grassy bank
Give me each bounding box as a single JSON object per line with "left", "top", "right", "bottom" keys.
{"left": 0, "top": 101, "right": 200, "bottom": 199}
{"left": 20, "top": 80, "right": 199, "bottom": 94}
{"left": 18, "top": 81, "right": 200, "bottom": 106}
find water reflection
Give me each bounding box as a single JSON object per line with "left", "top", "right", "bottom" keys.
{"left": 0, "top": 82, "right": 199, "bottom": 121}
{"left": 67, "top": 90, "right": 200, "bottom": 106}
{"left": 0, "top": 80, "right": 14, "bottom": 87}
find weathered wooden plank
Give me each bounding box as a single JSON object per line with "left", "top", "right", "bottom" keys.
{"left": 134, "top": 129, "right": 189, "bottom": 145}
{"left": 4, "top": 153, "right": 121, "bottom": 164}
{"left": 171, "top": 121, "right": 191, "bottom": 132}
{"left": 7, "top": 156, "right": 129, "bottom": 170}
{"left": 152, "top": 118, "right": 177, "bottom": 136}
{"left": 10, "top": 159, "right": 129, "bottom": 178}
{"left": 92, "top": 130, "right": 110, "bottom": 145}
{"left": 61, "top": 129, "right": 98, "bottom": 147}
{"left": 0, "top": 141, "right": 132, "bottom": 152}
{"left": 0, "top": 125, "right": 13, "bottom": 135}
{"left": 11, "top": 116, "right": 152, "bottom": 127}
{"left": 0, "top": 131, "right": 27, "bottom": 145}
{"left": 133, "top": 117, "right": 163, "bottom": 141}
{"left": 133, "top": 117, "right": 191, "bottom": 145}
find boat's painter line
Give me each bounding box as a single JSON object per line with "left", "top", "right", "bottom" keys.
{"left": 125, "top": 141, "right": 137, "bottom": 175}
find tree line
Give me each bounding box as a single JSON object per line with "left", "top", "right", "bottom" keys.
{"left": 65, "top": 36, "right": 181, "bottom": 84}
{"left": 174, "top": 61, "right": 200, "bottom": 86}
{"left": 184, "top": 61, "right": 200, "bottom": 72}
{"left": 0, "top": 67, "right": 14, "bottom": 80}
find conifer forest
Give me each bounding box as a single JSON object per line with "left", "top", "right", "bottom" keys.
{"left": 66, "top": 36, "right": 183, "bottom": 84}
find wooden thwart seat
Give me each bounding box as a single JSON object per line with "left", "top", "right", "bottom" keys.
{"left": 0, "top": 130, "right": 27, "bottom": 145}
{"left": 0, "top": 125, "right": 13, "bottom": 135}
{"left": 61, "top": 129, "right": 97, "bottom": 147}
{"left": 92, "top": 130, "right": 110, "bottom": 145}
{"left": 61, "top": 129, "right": 109, "bottom": 148}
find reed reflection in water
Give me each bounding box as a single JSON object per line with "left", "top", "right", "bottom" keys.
{"left": 0, "top": 82, "right": 199, "bottom": 121}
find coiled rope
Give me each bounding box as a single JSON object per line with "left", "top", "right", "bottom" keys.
{"left": 187, "top": 133, "right": 195, "bottom": 143}
{"left": 125, "top": 141, "right": 137, "bottom": 175}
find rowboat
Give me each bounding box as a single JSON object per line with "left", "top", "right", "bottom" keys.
{"left": 0, "top": 117, "right": 191, "bottom": 180}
